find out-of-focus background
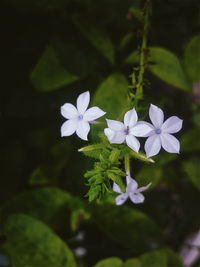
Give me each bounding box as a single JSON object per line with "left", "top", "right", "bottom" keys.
{"left": 0, "top": 0, "right": 200, "bottom": 266}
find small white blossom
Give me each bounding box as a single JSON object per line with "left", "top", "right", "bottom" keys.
{"left": 61, "top": 91, "right": 106, "bottom": 140}
{"left": 113, "top": 174, "right": 151, "bottom": 205}
{"left": 104, "top": 108, "right": 152, "bottom": 152}
{"left": 142, "top": 104, "right": 183, "bottom": 158}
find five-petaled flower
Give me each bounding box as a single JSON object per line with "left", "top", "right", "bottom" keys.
{"left": 143, "top": 104, "right": 183, "bottom": 158}
{"left": 104, "top": 108, "right": 152, "bottom": 152}
{"left": 61, "top": 91, "right": 106, "bottom": 140}
{"left": 113, "top": 173, "right": 151, "bottom": 205}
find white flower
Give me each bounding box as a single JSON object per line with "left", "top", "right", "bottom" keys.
{"left": 61, "top": 91, "right": 106, "bottom": 140}
{"left": 104, "top": 108, "right": 152, "bottom": 152}
{"left": 143, "top": 104, "right": 183, "bottom": 158}
{"left": 113, "top": 174, "right": 151, "bottom": 205}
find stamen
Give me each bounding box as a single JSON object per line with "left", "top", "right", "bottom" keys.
{"left": 78, "top": 114, "right": 83, "bottom": 120}
{"left": 155, "top": 128, "right": 161, "bottom": 134}
{"left": 124, "top": 126, "right": 129, "bottom": 135}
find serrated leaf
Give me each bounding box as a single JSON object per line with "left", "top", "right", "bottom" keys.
{"left": 91, "top": 204, "right": 161, "bottom": 253}
{"left": 125, "top": 47, "right": 190, "bottom": 91}
{"left": 73, "top": 16, "right": 115, "bottom": 64}
{"left": 93, "top": 257, "right": 123, "bottom": 267}
{"left": 184, "top": 35, "right": 200, "bottom": 82}
{"left": 30, "top": 45, "right": 79, "bottom": 92}
{"left": 182, "top": 159, "right": 200, "bottom": 190}
{"left": 3, "top": 214, "right": 76, "bottom": 267}
{"left": 107, "top": 172, "right": 125, "bottom": 193}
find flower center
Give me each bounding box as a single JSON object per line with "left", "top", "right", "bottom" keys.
{"left": 155, "top": 128, "right": 161, "bottom": 134}
{"left": 78, "top": 114, "right": 83, "bottom": 120}
{"left": 124, "top": 126, "right": 129, "bottom": 135}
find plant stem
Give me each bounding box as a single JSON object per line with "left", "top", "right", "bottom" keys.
{"left": 133, "top": 0, "right": 151, "bottom": 107}
{"left": 124, "top": 154, "right": 130, "bottom": 176}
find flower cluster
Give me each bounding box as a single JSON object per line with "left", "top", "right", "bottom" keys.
{"left": 61, "top": 91, "right": 183, "bottom": 158}
{"left": 60, "top": 91, "right": 183, "bottom": 205}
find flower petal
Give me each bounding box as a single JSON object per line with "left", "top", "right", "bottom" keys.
{"left": 161, "top": 116, "right": 183, "bottom": 134}
{"left": 129, "top": 192, "right": 145, "bottom": 204}
{"left": 124, "top": 108, "right": 138, "bottom": 127}
{"left": 131, "top": 122, "right": 154, "bottom": 137}
{"left": 126, "top": 178, "right": 138, "bottom": 192}
{"left": 84, "top": 107, "right": 106, "bottom": 121}
{"left": 115, "top": 193, "right": 128, "bottom": 205}
{"left": 61, "top": 119, "right": 77, "bottom": 137}
{"left": 145, "top": 135, "right": 161, "bottom": 158}
{"left": 61, "top": 103, "right": 78, "bottom": 119}
{"left": 149, "top": 104, "right": 164, "bottom": 128}
{"left": 106, "top": 119, "right": 124, "bottom": 131}
{"left": 113, "top": 182, "right": 122, "bottom": 193}
{"left": 125, "top": 135, "right": 140, "bottom": 152}
{"left": 137, "top": 183, "right": 152, "bottom": 193}
{"left": 76, "top": 120, "right": 90, "bottom": 141}
{"left": 160, "top": 133, "right": 180, "bottom": 153}
{"left": 104, "top": 128, "right": 125, "bottom": 144}
{"left": 76, "top": 91, "right": 90, "bottom": 114}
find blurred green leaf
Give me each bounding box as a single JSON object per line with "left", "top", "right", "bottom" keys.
{"left": 148, "top": 47, "right": 190, "bottom": 91}
{"left": 91, "top": 73, "right": 129, "bottom": 140}
{"left": 3, "top": 214, "right": 76, "bottom": 267}
{"left": 181, "top": 128, "right": 200, "bottom": 152}
{"left": 136, "top": 165, "right": 163, "bottom": 190}
{"left": 91, "top": 204, "right": 161, "bottom": 253}
{"left": 93, "top": 257, "right": 123, "bottom": 267}
{"left": 93, "top": 73, "right": 129, "bottom": 118}
{"left": 184, "top": 35, "right": 200, "bottom": 82}
{"left": 30, "top": 45, "right": 79, "bottom": 92}
{"left": 73, "top": 16, "right": 115, "bottom": 64}
{"left": 182, "top": 158, "right": 200, "bottom": 190}
{"left": 125, "top": 47, "right": 190, "bottom": 91}
{"left": 139, "top": 249, "right": 183, "bottom": 267}
{"left": 123, "top": 259, "right": 141, "bottom": 267}
{"left": 0, "top": 187, "right": 87, "bottom": 232}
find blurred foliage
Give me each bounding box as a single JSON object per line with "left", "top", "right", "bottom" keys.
{"left": 1, "top": 0, "right": 200, "bottom": 266}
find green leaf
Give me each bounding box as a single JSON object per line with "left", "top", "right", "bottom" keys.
{"left": 92, "top": 73, "right": 129, "bottom": 140}
{"left": 93, "top": 257, "right": 123, "bottom": 267}
{"left": 181, "top": 128, "right": 200, "bottom": 152}
{"left": 139, "top": 249, "right": 183, "bottom": 267}
{"left": 3, "top": 214, "right": 76, "bottom": 267}
{"left": 73, "top": 16, "right": 115, "bottom": 64}
{"left": 184, "top": 35, "right": 200, "bottom": 82}
{"left": 107, "top": 172, "right": 125, "bottom": 192}
{"left": 79, "top": 144, "right": 104, "bottom": 159}
{"left": 148, "top": 47, "right": 190, "bottom": 91}
{"left": 182, "top": 159, "right": 200, "bottom": 190}
{"left": 0, "top": 187, "right": 86, "bottom": 232}
{"left": 123, "top": 259, "right": 141, "bottom": 267}
{"left": 30, "top": 45, "right": 79, "bottom": 92}
{"left": 93, "top": 73, "right": 129, "bottom": 119}
{"left": 136, "top": 165, "right": 163, "bottom": 190}
{"left": 125, "top": 47, "right": 190, "bottom": 91}
{"left": 91, "top": 204, "right": 161, "bottom": 253}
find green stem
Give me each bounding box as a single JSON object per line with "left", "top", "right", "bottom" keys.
{"left": 133, "top": 0, "right": 151, "bottom": 107}
{"left": 124, "top": 154, "right": 130, "bottom": 176}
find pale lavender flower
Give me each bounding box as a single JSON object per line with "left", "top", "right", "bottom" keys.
{"left": 143, "top": 104, "right": 183, "bottom": 158}
{"left": 104, "top": 108, "right": 152, "bottom": 152}
{"left": 113, "top": 174, "right": 151, "bottom": 205}
{"left": 61, "top": 91, "right": 106, "bottom": 140}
